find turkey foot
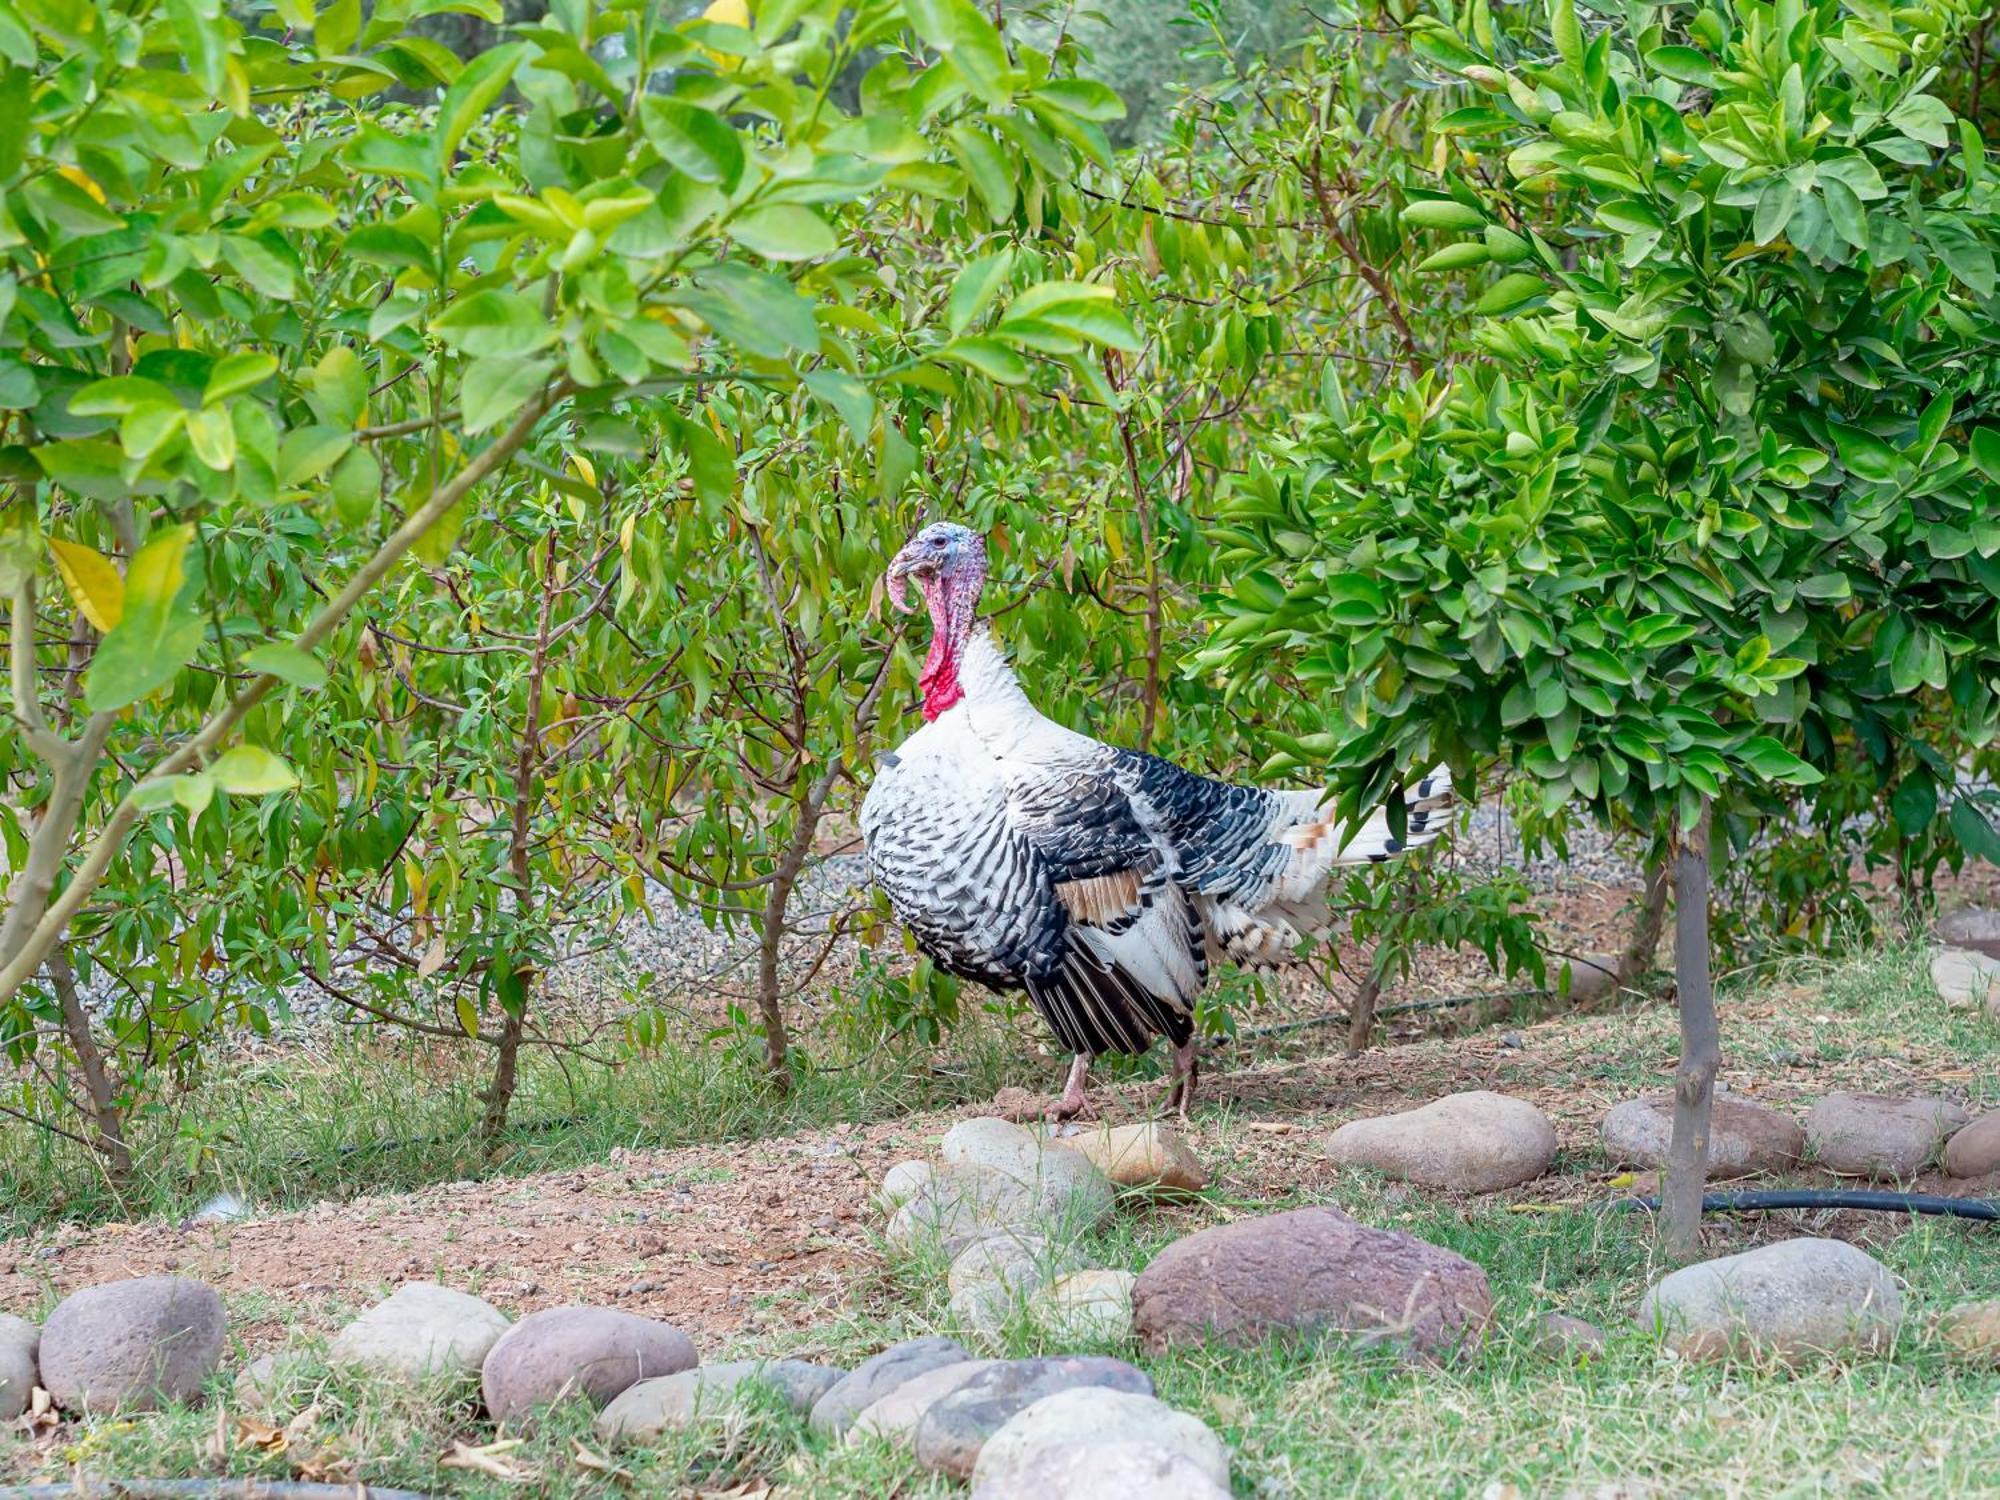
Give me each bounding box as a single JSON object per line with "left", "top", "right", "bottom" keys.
{"left": 1044, "top": 1053, "right": 1097, "bottom": 1122}
{"left": 1160, "top": 1039, "right": 1200, "bottom": 1120}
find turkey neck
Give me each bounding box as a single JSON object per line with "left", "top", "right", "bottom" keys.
{"left": 918, "top": 558, "right": 985, "bottom": 721}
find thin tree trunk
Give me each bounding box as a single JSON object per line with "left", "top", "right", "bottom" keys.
{"left": 1613, "top": 856, "right": 1670, "bottom": 991}
{"left": 46, "top": 948, "right": 134, "bottom": 1199}
{"left": 1345, "top": 968, "right": 1384, "bottom": 1055}
{"left": 1660, "top": 803, "right": 1718, "bottom": 1261}
{"left": 481, "top": 534, "right": 556, "bottom": 1152}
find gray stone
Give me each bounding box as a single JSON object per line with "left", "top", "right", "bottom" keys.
{"left": 233, "top": 1351, "right": 314, "bottom": 1413}
{"left": 1600, "top": 1094, "right": 1804, "bottom": 1178}
{"left": 40, "top": 1276, "right": 225, "bottom": 1413}
{"left": 1637, "top": 1237, "right": 1902, "bottom": 1363}
{"left": 1032, "top": 1269, "right": 1137, "bottom": 1342}
{"left": 1535, "top": 1312, "right": 1608, "bottom": 1361}
{"left": 1938, "top": 1299, "right": 2000, "bottom": 1366}
{"left": 596, "top": 1359, "right": 844, "bottom": 1441}
{"left": 1132, "top": 1204, "right": 1492, "bottom": 1360}
{"left": 1938, "top": 908, "right": 2000, "bottom": 959}
{"left": 1943, "top": 1110, "right": 2000, "bottom": 1177}
{"left": 1931, "top": 946, "right": 2000, "bottom": 1006}
{"left": 887, "top": 1154, "right": 1111, "bottom": 1257}
{"left": 1804, "top": 1092, "right": 1971, "bottom": 1180}
{"left": 970, "top": 1439, "right": 1231, "bottom": 1499}
{"left": 481, "top": 1305, "right": 695, "bottom": 1424}
{"left": 1321, "top": 1090, "right": 1557, "bottom": 1192}
{"left": 948, "top": 1233, "right": 1090, "bottom": 1343}
{"left": 970, "top": 1387, "right": 1229, "bottom": 1491}
{"left": 879, "top": 1160, "right": 933, "bottom": 1208}
{"left": 0, "top": 1314, "right": 37, "bottom": 1421}
{"left": 808, "top": 1336, "right": 969, "bottom": 1437}
{"left": 941, "top": 1117, "right": 1046, "bottom": 1179}
{"left": 913, "top": 1354, "right": 1154, "bottom": 1478}
{"left": 844, "top": 1359, "right": 999, "bottom": 1446}
{"left": 328, "top": 1282, "right": 510, "bottom": 1383}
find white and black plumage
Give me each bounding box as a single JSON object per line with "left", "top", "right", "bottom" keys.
{"left": 860, "top": 521, "right": 1453, "bottom": 1118}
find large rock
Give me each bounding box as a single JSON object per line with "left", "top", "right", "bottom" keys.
{"left": 1938, "top": 1299, "right": 2000, "bottom": 1366}
{"left": 1637, "top": 1238, "right": 1902, "bottom": 1363}
{"left": 844, "top": 1359, "right": 998, "bottom": 1447}
{"left": 0, "top": 1314, "right": 37, "bottom": 1421}
{"left": 887, "top": 1153, "right": 1112, "bottom": 1256}
{"left": 970, "top": 1387, "right": 1229, "bottom": 1491}
{"left": 1804, "top": 1093, "right": 1971, "bottom": 1180}
{"left": 595, "top": 1359, "right": 841, "bottom": 1441}
{"left": 948, "top": 1233, "right": 1090, "bottom": 1343}
{"left": 1131, "top": 1205, "right": 1491, "bottom": 1360}
{"left": 1943, "top": 1110, "right": 2000, "bottom": 1178}
{"left": 481, "top": 1306, "right": 695, "bottom": 1424}
{"left": 1032, "top": 1269, "right": 1137, "bottom": 1342}
{"left": 1321, "top": 1090, "right": 1557, "bottom": 1192}
{"left": 808, "top": 1336, "right": 969, "bottom": 1437}
{"left": 329, "top": 1282, "right": 510, "bottom": 1383}
{"left": 1938, "top": 908, "right": 2000, "bottom": 959}
{"left": 937, "top": 1118, "right": 1117, "bottom": 1227}
{"left": 971, "top": 1441, "right": 1230, "bottom": 1500}
{"left": 1047, "top": 1121, "right": 1206, "bottom": 1194}
{"left": 879, "top": 1160, "right": 933, "bottom": 1208}
{"left": 1600, "top": 1094, "right": 1804, "bottom": 1178}
{"left": 1931, "top": 946, "right": 2000, "bottom": 1007}
{"left": 914, "top": 1354, "right": 1153, "bottom": 1478}
{"left": 40, "top": 1276, "right": 225, "bottom": 1413}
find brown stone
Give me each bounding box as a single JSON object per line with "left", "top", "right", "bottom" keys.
{"left": 1804, "top": 1092, "right": 1971, "bottom": 1180}
{"left": 1938, "top": 1299, "right": 2000, "bottom": 1365}
{"left": 1321, "top": 1090, "right": 1556, "bottom": 1192}
{"left": 1942, "top": 1110, "right": 2000, "bottom": 1178}
{"left": 1047, "top": 1121, "right": 1206, "bottom": 1194}
{"left": 1600, "top": 1094, "right": 1803, "bottom": 1178}
{"left": 1535, "top": 1312, "right": 1609, "bottom": 1361}
{"left": 480, "top": 1306, "right": 695, "bottom": 1424}
{"left": 1130, "top": 1205, "right": 1491, "bottom": 1360}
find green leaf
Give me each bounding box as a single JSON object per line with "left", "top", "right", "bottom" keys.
{"left": 1645, "top": 45, "right": 1713, "bottom": 85}
{"left": 1888, "top": 92, "right": 1953, "bottom": 149}
{"left": 203, "top": 352, "right": 278, "bottom": 406}
{"left": 0, "top": 356, "right": 38, "bottom": 411}
{"left": 1891, "top": 775, "right": 1938, "bottom": 835}
{"left": 947, "top": 250, "right": 1013, "bottom": 335}
{"left": 209, "top": 745, "right": 300, "bottom": 795}
{"left": 430, "top": 290, "right": 557, "bottom": 359}
{"left": 1737, "top": 735, "right": 1822, "bottom": 785}
{"left": 1970, "top": 427, "right": 2000, "bottom": 484}
{"left": 1401, "top": 199, "right": 1486, "bottom": 231}
{"left": 730, "top": 204, "right": 837, "bottom": 262}
{"left": 639, "top": 97, "right": 745, "bottom": 190}
{"left": 460, "top": 356, "right": 553, "bottom": 435}
{"left": 801, "top": 369, "right": 876, "bottom": 443}
{"left": 435, "top": 41, "right": 525, "bottom": 166}
{"left": 1415, "top": 242, "right": 1490, "bottom": 271}
{"left": 1032, "top": 78, "right": 1126, "bottom": 122}
{"left": 1476, "top": 272, "right": 1545, "bottom": 315}
{"left": 1548, "top": 0, "right": 1582, "bottom": 68}
{"left": 1822, "top": 177, "right": 1869, "bottom": 251}
{"left": 948, "top": 125, "right": 1016, "bottom": 222}
{"left": 938, "top": 337, "right": 1031, "bottom": 385}
{"left": 243, "top": 642, "right": 328, "bottom": 689}
{"left": 905, "top": 0, "right": 1012, "bottom": 105}
{"left": 83, "top": 525, "right": 203, "bottom": 712}
{"left": 1950, "top": 799, "right": 2000, "bottom": 865}
{"left": 676, "top": 265, "right": 822, "bottom": 358}
{"left": 1831, "top": 423, "right": 1900, "bottom": 483}
{"left": 1752, "top": 178, "right": 1797, "bottom": 245}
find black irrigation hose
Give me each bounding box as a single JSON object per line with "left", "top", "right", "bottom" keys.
{"left": 0, "top": 1484, "right": 434, "bottom": 1499}
{"left": 1614, "top": 1189, "right": 2000, "bottom": 1221}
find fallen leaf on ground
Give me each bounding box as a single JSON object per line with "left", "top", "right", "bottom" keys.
{"left": 442, "top": 1438, "right": 541, "bottom": 1483}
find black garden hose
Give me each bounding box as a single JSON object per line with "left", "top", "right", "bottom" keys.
{"left": 1614, "top": 1189, "right": 1999, "bottom": 1221}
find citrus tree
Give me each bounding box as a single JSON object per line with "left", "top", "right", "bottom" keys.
{"left": 1201, "top": 0, "right": 2000, "bottom": 1254}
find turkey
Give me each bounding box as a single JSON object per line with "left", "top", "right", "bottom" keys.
{"left": 859, "top": 521, "right": 1453, "bottom": 1119}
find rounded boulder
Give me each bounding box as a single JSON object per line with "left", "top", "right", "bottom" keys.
{"left": 329, "top": 1282, "right": 510, "bottom": 1383}
{"left": 1046, "top": 1121, "right": 1206, "bottom": 1194}
{"left": 1636, "top": 1237, "right": 1902, "bottom": 1363}
{"left": 971, "top": 1440, "right": 1231, "bottom": 1500}
{"left": 1600, "top": 1094, "right": 1803, "bottom": 1178}
{"left": 1942, "top": 1110, "right": 2000, "bottom": 1178}
{"left": 1131, "top": 1204, "right": 1492, "bottom": 1360}
{"left": 0, "top": 1314, "right": 38, "bottom": 1420}
{"left": 970, "top": 1387, "right": 1228, "bottom": 1491}
{"left": 481, "top": 1305, "right": 695, "bottom": 1424}
{"left": 913, "top": 1353, "right": 1153, "bottom": 1478}
{"left": 1321, "top": 1090, "right": 1556, "bottom": 1192}
{"left": 1804, "top": 1092, "right": 1970, "bottom": 1180}
{"left": 595, "top": 1359, "right": 842, "bottom": 1442}
{"left": 40, "top": 1276, "right": 225, "bottom": 1413}
{"left": 808, "top": 1336, "right": 969, "bottom": 1437}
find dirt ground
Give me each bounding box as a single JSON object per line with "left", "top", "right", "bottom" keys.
{"left": 7, "top": 983, "right": 1991, "bottom": 1360}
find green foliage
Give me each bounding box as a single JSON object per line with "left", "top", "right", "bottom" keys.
{"left": 1201, "top": 0, "right": 2000, "bottom": 878}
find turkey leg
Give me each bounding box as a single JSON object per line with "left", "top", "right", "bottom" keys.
{"left": 1045, "top": 1053, "right": 1096, "bottom": 1122}
{"left": 1162, "top": 1038, "right": 1200, "bottom": 1119}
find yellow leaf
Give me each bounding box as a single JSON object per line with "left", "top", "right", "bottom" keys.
{"left": 57, "top": 165, "right": 106, "bottom": 204}
{"left": 702, "top": 0, "right": 749, "bottom": 23}
{"left": 47, "top": 538, "right": 124, "bottom": 631}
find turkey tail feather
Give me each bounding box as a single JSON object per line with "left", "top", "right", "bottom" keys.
{"left": 1024, "top": 945, "right": 1196, "bottom": 1057}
